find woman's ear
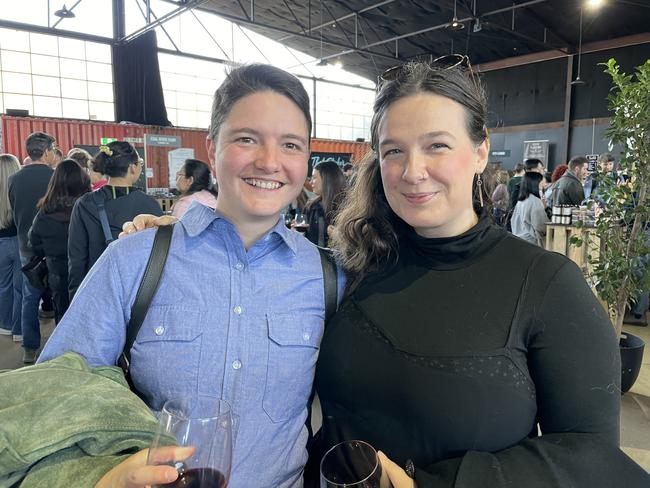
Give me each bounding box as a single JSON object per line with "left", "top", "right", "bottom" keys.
{"left": 476, "top": 138, "right": 490, "bottom": 173}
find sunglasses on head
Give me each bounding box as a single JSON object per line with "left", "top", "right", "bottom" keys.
{"left": 377, "top": 54, "right": 476, "bottom": 91}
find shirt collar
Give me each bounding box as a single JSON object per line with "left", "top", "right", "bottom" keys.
{"left": 179, "top": 203, "right": 298, "bottom": 255}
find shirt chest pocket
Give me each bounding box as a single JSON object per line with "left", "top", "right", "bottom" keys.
{"left": 129, "top": 306, "right": 204, "bottom": 407}
{"left": 263, "top": 313, "right": 323, "bottom": 423}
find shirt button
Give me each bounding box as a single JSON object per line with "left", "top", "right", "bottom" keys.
{"left": 232, "top": 360, "right": 242, "bottom": 370}
{"left": 234, "top": 262, "right": 244, "bottom": 270}
{"left": 154, "top": 326, "right": 165, "bottom": 336}
{"left": 233, "top": 306, "right": 242, "bottom": 315}
{"left": 303, "top": 332, "right": 311, "bottom": 341}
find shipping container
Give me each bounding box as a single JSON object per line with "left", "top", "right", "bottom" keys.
{"left": 1, "top": 116, "right": 370, "bottom": 189}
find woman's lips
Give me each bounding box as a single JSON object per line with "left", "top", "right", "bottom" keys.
{"left": 404, "top": 192, "right": 438, "bottom": 204}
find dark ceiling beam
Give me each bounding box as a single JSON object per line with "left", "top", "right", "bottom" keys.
{"left": 476, "top": 32, "right": 650, "bottom": 72}
{"left": 519, "top": 6, "right": 573, "bottom": 48}
{"left": 122, "top": 0, "right": 209, "bottom": 43}
{"left": 192, "top": 10, "right": 399, "bottom": 61}
{"left": 135, "top": 0, "right": 180, "bottom": 51}
{"left": 113, "top": 0, "right": 126, "bottom": 41}
{"left": 277, "top": 0, "right": 397, "bottom": 42}
{"left": 481, "top": 20, "right": 569, "bottom": 54}
{"left": 321, "top": 1, "right": 356, "bottom": 51}
{"left": 316, "top": 0, "right": 550, "bottom": 63}
{"left": 0, "top": 18, "right": 113, "bottom": 44}
{"left": 282, "top": 0, "right": 307, "bottom": 35}
{"left": 234, "top": 0, "right": 250, "bottom": 20}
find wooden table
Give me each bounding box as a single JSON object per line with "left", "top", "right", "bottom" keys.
{"left": 545, "top": 224, "right": 601, "bottom": 276}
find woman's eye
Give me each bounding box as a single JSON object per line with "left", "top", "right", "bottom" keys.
{"left": 383, "top": 148, "right": 402, "bottom": 158}
{"left": 430, "top": 143, "right": 450, "bottom": 150}
{"left": 237, "top": 137, "right": 255, "bottom": 144}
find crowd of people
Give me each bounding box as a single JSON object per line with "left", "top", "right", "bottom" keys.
{"left": 0, "top": 61, "right": 648, "bottom": 488}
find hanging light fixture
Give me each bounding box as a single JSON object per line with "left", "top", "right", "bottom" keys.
{"left": 54, "top": 4, "right": 75, "bottom": 19}
{"left": 448, "top": 0, "right": 465, "bottom": 31}
{"left": 571, "top": 7, "right": 586, "bottom": 85}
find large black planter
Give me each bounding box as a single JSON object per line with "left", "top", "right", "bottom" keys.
{"left": 620, "top": 332, "right": 645, "bottom": 393}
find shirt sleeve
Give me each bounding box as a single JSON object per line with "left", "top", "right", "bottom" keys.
{"left": 530, "top": 199, "right": 549, "bottom": 236}
{"left": 28, "top": 213, "right": 44, "bottom": 257}
{"left": 39, "top": 245, "right": 128, "bottom": 367}
{"left": 67, "top": 200, "right": 90, "bottom": 301}
{"left": 412, "top": 260, "right": 650, "bottom": 487}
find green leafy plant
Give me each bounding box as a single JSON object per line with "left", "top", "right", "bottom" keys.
{"left": 580, "top": 58, "right": 650, "bottom": 337}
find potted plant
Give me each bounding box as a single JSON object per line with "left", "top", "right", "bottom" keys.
{"left": 572, "top": 58, "right": 650, "bottom": 392}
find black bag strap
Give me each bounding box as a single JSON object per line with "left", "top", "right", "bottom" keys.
{"left": 92, "top": 190, "right": 114, "bottom": 246}
{"left": 317, "top": 246, "right": 338, "bottom": 323}
{"left": 306, "top": 247, "right": 339, "bottom": 442}
{"left": 118, "top": 224, "right": 174, "bottom": 384}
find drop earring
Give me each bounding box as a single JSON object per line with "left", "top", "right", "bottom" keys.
{"left": 476, "top": 173, "right": 484, "bottom": 207}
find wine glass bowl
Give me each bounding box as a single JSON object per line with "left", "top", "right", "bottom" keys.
{"left": 148, "top": 396, "right": 233, "bottom": 488}
{"left": 320, "top": 440, "right": 392, "bottom": 488}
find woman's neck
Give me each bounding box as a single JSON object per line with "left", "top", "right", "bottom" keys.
{"left": 107, "top": 177, "right": 131, "bottom": 187}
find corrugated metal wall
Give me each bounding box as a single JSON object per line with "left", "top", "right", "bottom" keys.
{"left": 1, "top": 116, "right": 370, "bottom": 188}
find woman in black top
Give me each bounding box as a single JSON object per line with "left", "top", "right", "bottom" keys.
{"left": 311, "top": 61, "right": 648, "bottom": 487}
{"left": 304, "top": 160, "right": 346, "bottom": 247}
{"left": 29, "top": 159, "right": 91, "bottom": 323}
{"left": 67, "top": 141, "right": 162, "bottom": 299}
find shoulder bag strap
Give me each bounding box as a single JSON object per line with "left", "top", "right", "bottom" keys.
{"left": 306, "top": 247, "right": 339, "bottom": 443}
{"left": 118, "top": 224, "right": 174, "bottom": 385}
{"left": 92, "top": 190, "right": 114, "bottom": 246}
{"left": 317, "top": 246, "right": 338, "bottom": 323}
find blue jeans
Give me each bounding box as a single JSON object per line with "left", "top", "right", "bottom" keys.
{"left": 19, "top": 252, "right": 43, "bottom": 350}
{"left": 0, "top": 236, "right": 22, "bottom": 334}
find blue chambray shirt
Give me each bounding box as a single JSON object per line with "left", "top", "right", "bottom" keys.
{"left": 39, "top": 202, "right": 345, "bottom": 488}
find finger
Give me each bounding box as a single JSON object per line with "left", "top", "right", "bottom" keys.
{"left": 377, "top": 451, "right": 415, "bottom": 488}
{"left": 152, "top": 215, "right": 178, "bottom": 227}
{"left": 132, "top": 214, "right": 157, "bottom": 231}
{"left": 147, "top": 445, "right": 196, "bottom": 465}
{"left": 120, "top": 464, "right": 179, "bottom": 488}
{"left": 119, "top": 221, "right": 137, "bottom": 238}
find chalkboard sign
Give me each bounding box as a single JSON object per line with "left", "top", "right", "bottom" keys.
{"left": 586, "top": 154, "right": 599, "bottom": 173}
{"left": 523, "top": 140, "right": 549, "bottom": 167}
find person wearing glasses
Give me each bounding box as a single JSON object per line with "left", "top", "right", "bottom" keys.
{"left": 67, "top": 141, "right": 162, "bottom": 300}
{"left": 309, "top": 59, "right": 647, "bottom": 486}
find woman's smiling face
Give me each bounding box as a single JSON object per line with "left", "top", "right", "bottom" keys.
{"left": 378, "top": 92, "right": 488, "bottom": 238}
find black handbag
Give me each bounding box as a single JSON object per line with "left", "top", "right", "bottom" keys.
{"left": 21, "top": 255, "right": 48, "bottom": 291}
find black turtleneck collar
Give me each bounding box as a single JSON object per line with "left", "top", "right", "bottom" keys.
{"left": 400, "top": 212, "right": 506, "bottom": 270}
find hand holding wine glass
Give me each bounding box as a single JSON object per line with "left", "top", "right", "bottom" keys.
{"left": 147, "top": 396, "right": 234, "bottom": 488}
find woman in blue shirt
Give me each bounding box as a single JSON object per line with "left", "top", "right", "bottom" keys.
{"left": 39, "top": 64, "right": 341, "bottom": 488}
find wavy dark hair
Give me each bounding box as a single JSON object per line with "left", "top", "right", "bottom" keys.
{"left": 332, "top": 61, "right": 489, "bottom": 292}
{"left": 92, "top": 141, "right": 140, "bottom": 177}
{"left": 38, "top": 159, "right": 91, "bottom": 214}
{"left": 307, "top": 160, "right": 347, "bottom": 222}
{"left": 180, "top": 158, "right": 218, "bottom": 197}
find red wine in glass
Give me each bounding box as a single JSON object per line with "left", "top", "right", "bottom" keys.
{"left": 166, "top": 467, "right": 227, "bottom": 488}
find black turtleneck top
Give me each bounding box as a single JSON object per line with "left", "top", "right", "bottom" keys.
{"left": 313, "top": 217, "right": 649, "bottom": 487}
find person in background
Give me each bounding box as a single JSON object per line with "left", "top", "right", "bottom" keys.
{"left": 68, "top": 147, "right": 110, "bottom": 191}
{"left": 0, "top": 154, "right": 23, "bottom": 341}
{"left": 343, "top": 163, "right": 355, "bottom": 178}
{"left": 507, "top": 162, "right": 525, "bottom": 209}
{"left": 67, "top": 141, "right": 162, "bottom": 300}
{"left": 511, "top": 171, "right": 549, "bottom": 247}
{"left": 171, "top": 158, "right": 218, "bottom": 218}
{"left": 304, "top": 160, "right": 347, "bottom": 247}
{"left": 491, "top": 170, "right": 510, "bottom": 227}
{"left": 52, "top": 147, "right": 64, "bottom": 168}
{"left": 8, "top": 131, "right": 56, "bottom": 363}
{"left": 553, "top": 155, "right": 587, "bottom": 206}
{"left": 28, "top": 159, "right": 91, "bottom": 324}
{"left": 310, "top": 60, "right": 643, "bottom": 487}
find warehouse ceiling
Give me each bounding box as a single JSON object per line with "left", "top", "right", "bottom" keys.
{"left": 191, "top": 0, "right": 650, "bottom": 80}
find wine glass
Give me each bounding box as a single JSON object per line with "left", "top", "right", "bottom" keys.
{"left": 294, "top": 213, "right": 308, "bottom": 233}
{"left": 320, "top": 440, "right": 393, "bottom": 488}
{"left": 148, "top": 395, "right": 233, "bottom": 488}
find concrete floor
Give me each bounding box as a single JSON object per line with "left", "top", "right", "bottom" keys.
{"left": 1, "top": 314, "right": 649, "bottom": 474}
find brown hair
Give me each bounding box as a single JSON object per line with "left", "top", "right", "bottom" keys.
{"left": 332, "top": 62, "right": 488, "bottom": 292}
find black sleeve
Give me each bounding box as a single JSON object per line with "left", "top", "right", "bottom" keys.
{"left": 67, "top": 200, "right": 89, "bottom": 301}
{"left": 413, "top": 259, "right": 650, "bottom": 487}
{"left": 28, "top": 213, "right": 45, "bottom": 257}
